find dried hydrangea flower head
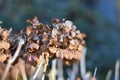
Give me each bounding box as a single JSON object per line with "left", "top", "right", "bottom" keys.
{"left": 0, "top": 17, "right": 86, "bottom": 65}
{"left": 24, "top": 17, "right": 86, "bottom": 65}
{"left": 50, "top": 18, "right": 86, "bottom": 64}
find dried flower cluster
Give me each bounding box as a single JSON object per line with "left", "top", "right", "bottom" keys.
{"left": 0, "top": 26, "right": 12, "bottom": 62}
{"left": 0, "top": 17, "right": 86, "bottom": 66}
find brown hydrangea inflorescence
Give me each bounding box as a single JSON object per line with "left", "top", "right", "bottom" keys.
{"left": 0, "top": 17, "right": 86, "bottom": 65}
{"left": 24, "top": 17, "right": 86, "bottom": 65}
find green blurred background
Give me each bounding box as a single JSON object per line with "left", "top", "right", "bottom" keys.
{"left": 0, "top": 0, "right": 120, "bottom": 79}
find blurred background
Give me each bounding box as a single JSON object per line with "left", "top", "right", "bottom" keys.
{"left": 0, "top": 0, "right": 120, "bottom": 79}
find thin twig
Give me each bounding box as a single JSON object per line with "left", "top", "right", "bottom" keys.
{"left": 115, "top": 60, "right": 119, "bottom": 80}
{"left": 67, "top": 63, "right": 79, "bottom": 80}
{"left": 105, "top": 70, "right": 112, "bottom": 80}
{"left": 15, "top": 69, "right": 19, "bottom": 80}
{"left": 57, "top": 59, "right": 64, "bottom": 80}
{"left": 48, "top": 59, "right": 57, "bottom": 80}
{"left": 32, "top": 55, "right": 44, "bottom": 80}
{"left": 42, "top": 57, "right": 49, "bottom": 80}
{"left": 93, "top": 67, "right": 97, "bottom": 79}
{"left": 80, "top": 47, "right": 87, "bottom": 80}
{"left": 19, "top": 58, "right": 27, "bottom": 80}
{"left": 1, "top": 38, "right": 25, "bottom": 80}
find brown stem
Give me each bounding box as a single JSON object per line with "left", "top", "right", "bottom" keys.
{"left": 32, "top": 55, "right": 44, "bottom": 80}
{"left": 42, "top": 56, "right": 49, "bottom": 80}
{"left": 1, "top": 38, "right": 25, "bottom": 80}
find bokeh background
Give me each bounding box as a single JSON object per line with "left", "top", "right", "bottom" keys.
{"left": 0, "top": 0, "right": 120, "bottom": 79}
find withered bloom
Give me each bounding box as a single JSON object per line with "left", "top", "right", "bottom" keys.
{"left": 24, "top": 17, "right": 86, "bottom": 65}
{"left": 0, "top": 17, "right": 86, "bottom": 65}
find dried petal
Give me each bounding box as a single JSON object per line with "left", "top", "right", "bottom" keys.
{"left": 69, "top": 44, "right": 77, "bottom": 50}
{"left": 0, "top": 41, "right": 10, "bottom": 50}
{"left": 69, "top": 39, "right": 79, "bottom": 46}
{"left": 64, "top": 20, "right": 73, "bottom": 31}
{"left": 2, "top": 30, "right": 10, "bottom": 40}
{"left": 26, "top": 43, "right": 39, "bottom": 53}
{"left": 0, "top": 53, "right": 9, "bottom": 62}
{"left": 77, "top": 45, "right": 83, "bottom": 51}
{"left": 56, "top": 49, "right": 81, "bottom": 62}
{"left": 26, "top": 26, "right": 32, "bottom": 36}
{"left": 49, "top": 47, "right": 58, "bottom": 54}
{"left": 52, "top": 28, "right": 60, "bottom": 38}
{"left": 70, "top": 32, "right": 76, "bottom": 38}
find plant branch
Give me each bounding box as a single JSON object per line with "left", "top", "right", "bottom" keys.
{"left": 105, "top": 70, "right": 112, "bottom": 80}
{"left": 93, "top": 67, "right": 97, "bottom": 79}
{"left": 42, "top": 56, "right": 49, "bottom": 80}
{"left": 32, "top": 55, "right": 44, "bottom": 80}
{"left": 115, "top": 60, "right": 119, "bottom": 80}
{"left": 1, "top": 38, "right": 25, "bottom": 80}
{"left": 19, "top": 58, "right": 27, "bottom": 80}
